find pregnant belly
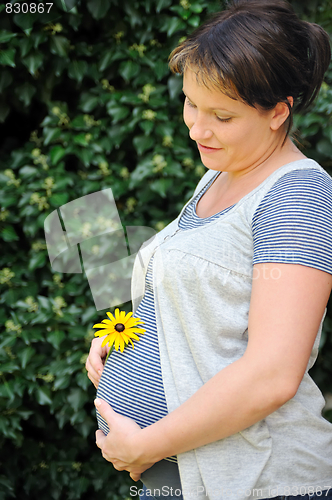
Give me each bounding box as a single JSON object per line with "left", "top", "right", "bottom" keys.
{"left": 96, "top": 311, "right": 169, "bottom": 434}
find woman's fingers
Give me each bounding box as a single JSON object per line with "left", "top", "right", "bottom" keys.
{"left": 85, "top": 336, "right": 109, "bottom": 387}
{"left": 85, "top": 358, "right": 100, "bottom": 388}
{"left": 90, "top": 337, "right": 108, "bottom": 371}
{"left": 130, "top": 472, "right": 141, "bottom": 482}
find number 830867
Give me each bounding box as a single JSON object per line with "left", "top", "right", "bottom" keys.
{"left": 5, "top": 3, "right": 53, "bottom": 14}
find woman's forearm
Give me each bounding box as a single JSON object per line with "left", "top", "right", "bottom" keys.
{"left": 135, "top": 355, "right": 294, "bottom": 463}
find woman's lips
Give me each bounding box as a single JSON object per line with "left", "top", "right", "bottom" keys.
{"left": 197, "top": 142, "right": 222, "bottom": 153}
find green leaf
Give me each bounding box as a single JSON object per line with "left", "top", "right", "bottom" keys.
{"left": 50, "top": 36, "right": 70, "bottom": 57}
{"left": 153, "top": 60, "right": 169, "bottom": 80}
{"left": 70, "top": 115, "right": 89, "bottom": 129}
{"left": 133, "top": 135, "right": 154, "bottom": 155}
{"left": 1, "top": 226, "right": 19, "bottom": 242}
{"left": 0, "top": 49, "right": 16, "bottom": 68}
{"left": 19, "top": 37, "right": 34, "bottom": 58}
{"left": 106, "top": 104, "right": 130, "bottom": 123}
{"left": 36, "top": 386, "right": 52, "bottom": 406}
{"left": 190, "top": 2, "right": 204, "bottom": 13}
{"left": 76, "top": 148, "right": 94, "bottom": 167}
{"left": 139, "top": 121, "right": 155, "bottom": 134}
{"left": 28, "top": 252, "right": 46, "bottom": 271}
{"left": 13, "top": 12, "right": 36, "bottom": 31}
{"left": 68, "top": 60, "right": 88, "bottom": 83}
{"left": 32, "top": 32, "right": 48, "bottom": 49}
{"left": 129, "top": 160, "right": 152, "bottom": 186}
{"left": 119, "top": 60, "right": 140, "bottom": 82}
{"left": 43, "top": 127, "right": 62, "bottom": 146}
{"left": 0, "top": 191, "right": 16, "bottom": 207}
{"left": 49, "top": 192, "right": 69, "bottom": 206}
{"left": 18, "top": 347, "right": 36, "bottom": 369}
{"left": 22, "top": 52, "right": 44, "bottom": 76}
{"left": 98, "top": 51, "right": 115, "bottom": 72}
{"left": 46, "top": 330, "right": 65, "bottom": 349}
{"left": 0, "top": 31, "right": 17, "bottom": 43}
{"left": 53, "top": 374, "right": 71, "bottom": 391}
{"left": 0, "top": 70, "right": 13, "bottom": 92}
{"left": 150, "top": 178, "right": 173, "bottom": 198}
{"left": 81, "top": 306, "right": 97, "bottom": 324}
{"left": 67, "top": 388, "right": 88, "bottom": 412}
{"left": 50, "top": 145, "right": 67, "bottom": 165}
{"left": 123, "top": 4, "right": 142, "bottom": 28}
{"left": 53, "top": 56, "right": 67, "bottom": 77}
{"left": 166, "top": 17, "right": 186, "bottom": 36}
{"left": 15, "top": 82, "right": 36, "bottom": 107}
{"left": 0, "top": 361, "right": 20, "bottom": 374}
{"left": 78, "top": 95, "right": 100, "bottom": 113}
{"left": 0, "top": 102, "right": 10, "bottom": 123}
{"left": 317, "top": 139, "right": 332, "bottom": 157}
{"left": 188, "top": 15, "right": 200, "bottom": 27}
{"left": 323, "top": 126, "right": 332, "bottom": 144}
{"left": 87, "top": 0, "right": 111, "bottom": 20}
{"left": 37, "top": 295, "right": 51, "bottom": 311}
{"left": 156, "top": 0, "right": 172, "bottom": 12}
{"left": 73, "top": 133, "right": 90, "bottom": 146}
{"left": 167, "top": 75, "right": 183, "bottom": 100}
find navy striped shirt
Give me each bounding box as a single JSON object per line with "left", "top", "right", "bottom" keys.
{"left": 96, "top": 167, "right": 332, "bottom": 462}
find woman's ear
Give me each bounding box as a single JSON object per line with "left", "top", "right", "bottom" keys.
{"left": 270, "top": 97, "right": 293, "bottom": 131}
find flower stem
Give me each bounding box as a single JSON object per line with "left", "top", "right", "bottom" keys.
{"left": 105, "top": 345, "right": 114, "bottom": 364}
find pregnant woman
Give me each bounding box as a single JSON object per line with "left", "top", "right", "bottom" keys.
{"left": 85, "top": 1, "right": 332, "bottom": 499}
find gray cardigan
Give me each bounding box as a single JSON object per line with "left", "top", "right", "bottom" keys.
{"left": 131, "top": 159, "right": 332, "bottom": 500}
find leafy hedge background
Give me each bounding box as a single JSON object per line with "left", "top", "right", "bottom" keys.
{"left": 0, "top": 0, "right": 331, "bottom": 499}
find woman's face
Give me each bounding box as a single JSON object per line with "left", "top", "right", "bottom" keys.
{"left": 183, "top": 69, "right": 286, "bottom": 176}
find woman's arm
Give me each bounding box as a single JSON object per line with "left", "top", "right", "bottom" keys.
{"left": 95, "top": 262, "right": 332, "bottom": 480}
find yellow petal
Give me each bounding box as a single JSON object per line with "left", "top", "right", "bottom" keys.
{"left": 94, "top": 329, "right": 112, "bottom": 338}
{"left": 106, "top": 311, "right": 116, "bottom": 323}
{"left": 128, "top": 338, "right": 135, "bottom": 349}
{"left": 114, "top": 335, "right": 120, "bottom": 351}
{"left": 102, "top": 319, "right": 113, "bottom": 324}
{"left": 114, "top": 308, "right": 120, "bottom": 320}
{"left": 127, "top": 327, "right": 145, "bottom": 334}
{"left": 123, "top": 311, "right": 133, "bottom": 324}
{"left": 101, "top": 334, "right": 112, "bottom": 347}
{"left": 125, "top": 317, "right": 144, "bottom": 329}
{"left": 123, "top": 332, "right": 140, "bottom": 341}
{"left": 119, "top": 336, "right": 125, "bottom": 352}
{"left": 93, "top": 323, "right": 112, "bottom": 329}
{"left": 119, "top": 310, "right": 126, "bottom": 321}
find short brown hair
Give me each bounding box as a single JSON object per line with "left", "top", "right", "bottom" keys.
{"left": 169, "top": 0, "right": 331, "bottom": 138}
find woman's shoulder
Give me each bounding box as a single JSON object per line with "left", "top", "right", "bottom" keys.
{"left": 252, "top": 163, "right": 332, "bottom": 275}
{"left": 255, "top": 162, "right": 332, "bottom": 213}
{"left": 279, "top": 162, "right": 331, "bottom": 191}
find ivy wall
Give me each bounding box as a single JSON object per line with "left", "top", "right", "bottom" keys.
{"left": 0, "top": 0, "right": 331, "bottom": 499}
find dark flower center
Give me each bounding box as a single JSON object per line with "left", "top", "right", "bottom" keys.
{"left": 114, "top": 323, "right": 125, "bottom": 332}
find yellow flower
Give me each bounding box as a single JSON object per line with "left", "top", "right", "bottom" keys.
{"left": 129, "top": 43, "right": 146, "bottom": 57}
{"left": 162, "top": 135, "right": 173, "bottom": 147}
{"left": 142, "top": 109, "right": 156, "bottom": 121}
{"left": 180, "top": 0, "right": 191, "bottom": 9}
{"left": 93, "top": 308, "right": 145, "bottom": 353}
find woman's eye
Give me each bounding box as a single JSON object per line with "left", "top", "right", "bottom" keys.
{"left": 185, "top": 98, "right": 196, "bottom": 108}
{"left": 216, "top": 117, "right": 232, "bottom": 123}
{"left": 184, "top": 97, "right": 232, "bottom": 122}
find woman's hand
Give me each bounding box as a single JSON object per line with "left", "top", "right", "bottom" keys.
{"left": 85, "top": 336, "right": 110, "bottom": 388}
{"left": 94, "top": 398, "right": 155, "bottom": 481}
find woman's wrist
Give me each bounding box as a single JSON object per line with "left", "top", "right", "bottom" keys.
{"left": 132, "top": 423, "right": 169, "bottom": 465}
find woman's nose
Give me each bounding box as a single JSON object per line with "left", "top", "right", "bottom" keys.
{"left": 189, "top": 118, "right": 213, "bottom": 142}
